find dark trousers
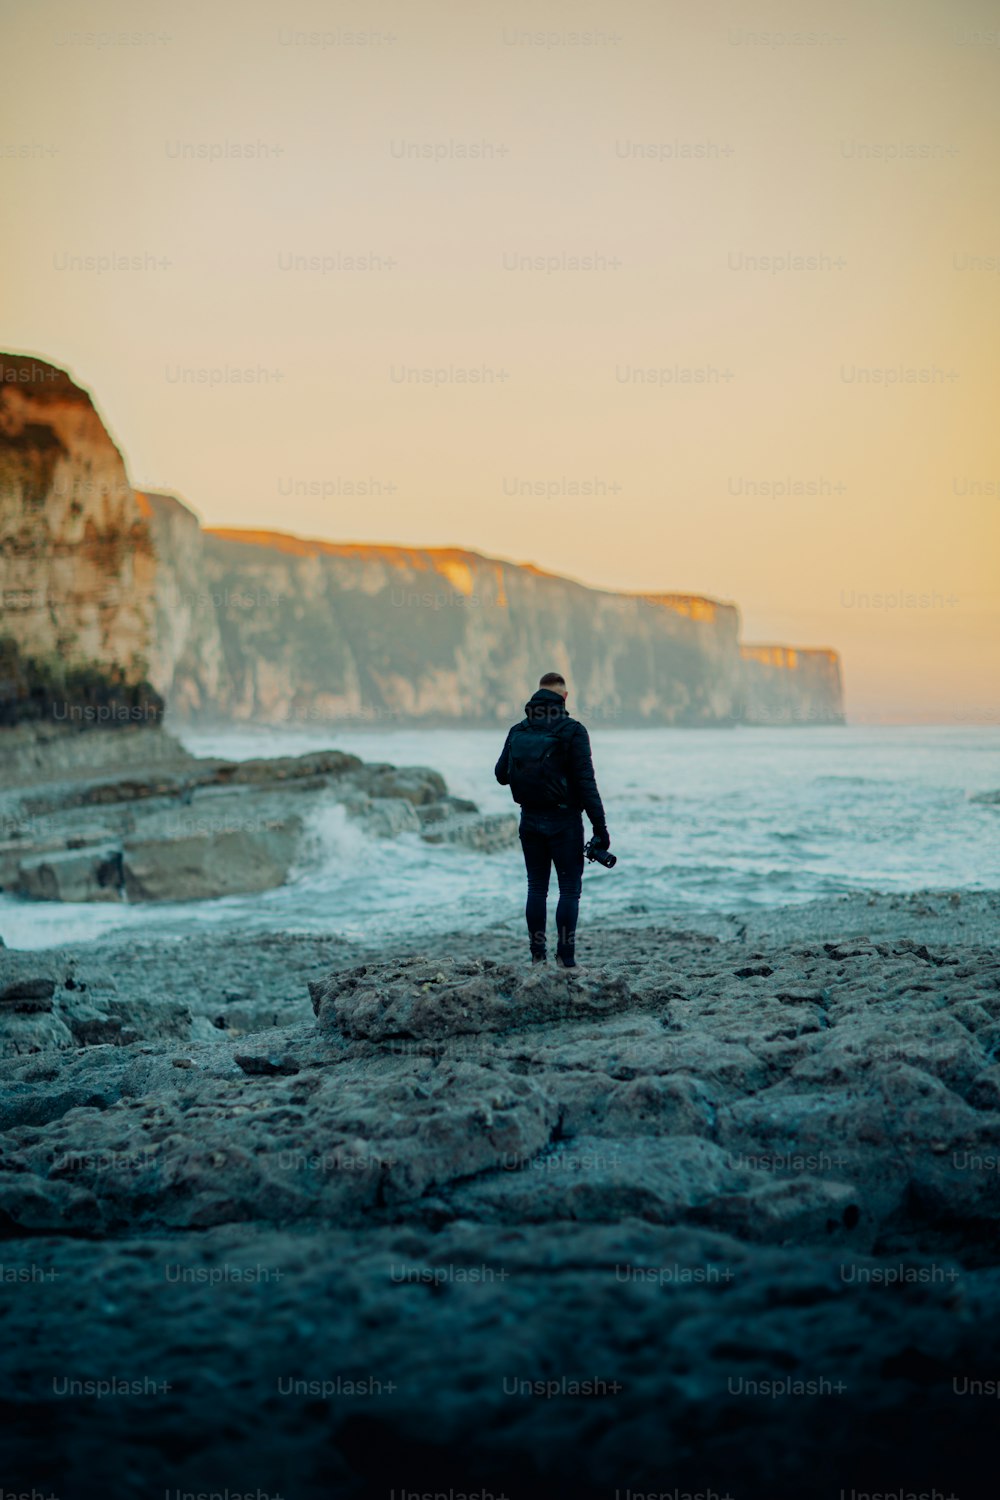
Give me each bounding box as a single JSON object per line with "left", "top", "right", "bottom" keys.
{"left": 518, "top": 808, "right": 584, "bottom": 963}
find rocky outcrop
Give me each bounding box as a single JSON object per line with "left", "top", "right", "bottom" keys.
{"left": 0, "top": 897, "right": 997, "bottom": 1495}
{"left": 1, "top": 352, "right": 845, "bottom": 728}
{"left": 0, "top": 719, "right": 184, "bottom": 788}
{"left": 0, "top": 947, "right": 192, "bottom": 1059}
{"left": 0, "top": 729, "right": 517, "bottom": 904}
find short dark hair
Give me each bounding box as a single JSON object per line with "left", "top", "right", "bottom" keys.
{"left": 539, "top": 672, "right": 566, "bottom": 689}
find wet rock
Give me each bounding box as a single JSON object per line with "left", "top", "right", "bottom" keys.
{"left": 594, "top": 1072, "right": 719, "bottom": 1137}
{"left": 359, "top": 765, "right": 448, "bottom": 805}
{"left": 420, "top": 811, "right": 519, "bottom": 851}
{"left": 417, "top": 795, "right": 479, "bottom": 824}
{"left": 343, "top": 794, "right": 421, "bottom": 837}
{"left": 1, "top": 741, "right": 503, "bottom": 902}
{"left": 448, "top": 1135, "right": 747, "bottom": 1226}
{"left": 122, "top": 819, "right": 303, "bottom": 901}
{"left": 16, "top": 843, "right": 124, "bottom": 902}
{"left": 1, "top": 1047, "right": 558, "bottom": 1230}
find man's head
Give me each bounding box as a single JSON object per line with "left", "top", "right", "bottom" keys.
{"left": 539, "top": 671, "right": 568, "bottom": 701}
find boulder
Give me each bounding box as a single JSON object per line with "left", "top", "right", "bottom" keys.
{"left": 16, "top": 842, "right": 124, "bottom": 901}
{"left": 122, "top": 819, "right": 302, "bottom": 901}
{"left": 0, "top": 724, "right": 194, "bottom": 790}
{"left": 360, "top": 765, "right": 448, "bottom": 805}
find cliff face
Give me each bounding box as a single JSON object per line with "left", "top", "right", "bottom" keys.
{"left": 739, "top": 645, "right": 845, "bottom": 725}
{"left": 0, "top": 355, "right": 157, "bottom": 685}
{"left": 196, "top": 530, "right": 747, "bottom": 725}
{"left": 136, "top": 491, "right": 225, "bottom": 715}
{"left": 0, "top": 353, "right": 845, "bottom": 728}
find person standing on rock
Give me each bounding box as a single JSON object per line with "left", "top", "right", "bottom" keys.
{"left": 494, "top": 672, "right": 610, "bottom": 972}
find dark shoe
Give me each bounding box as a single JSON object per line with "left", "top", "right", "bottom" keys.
{"left": 530, "top": 952, "right": 548, "bottom": 965}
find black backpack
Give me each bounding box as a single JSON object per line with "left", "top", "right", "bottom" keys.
{"left": 506, "top": 720, "right": 573, "bottom": 807}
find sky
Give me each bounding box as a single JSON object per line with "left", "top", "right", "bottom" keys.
{"left": 2, "top": 0, "right": 998, "bottom": 723}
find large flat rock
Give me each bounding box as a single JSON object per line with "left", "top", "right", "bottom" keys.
{"left": 310, "top": 955, "right": 641, "bottom": 1040}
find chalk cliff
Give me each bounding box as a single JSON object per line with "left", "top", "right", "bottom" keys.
{"left": 0, "top": 354, "right": 157, "bottom": 689}
{"left": 136, "top": 491, "right": 225, "bottom": 716}
{"left": 0, "top": 354, "right": 845, "bottom": 726}
{"left": 738, "top": 644, "right": 845, "bottom": 726}
{"left": 192, "top": 531, "right": 844, "bottom": 725}
{"left": 195, "top": 530, "right": 749, "bottom": 725}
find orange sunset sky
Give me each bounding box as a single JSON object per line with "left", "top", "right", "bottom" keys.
{"left": 2, "top": 0, "right": 998, "bottom": 723}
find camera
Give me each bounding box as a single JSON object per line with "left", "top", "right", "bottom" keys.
{"left": 585, "top": 837, "right": 617, "bottom": 869}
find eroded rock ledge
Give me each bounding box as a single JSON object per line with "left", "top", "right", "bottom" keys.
{"left": 0, "top": 725, "right": 516, "bottom": 903}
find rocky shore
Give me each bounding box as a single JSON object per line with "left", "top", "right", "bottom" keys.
{"left": 1, "top": 889, "right": 999, "bottom": 1497}
{"left": 0, "top": 724, "right": 517, "bottom": 904}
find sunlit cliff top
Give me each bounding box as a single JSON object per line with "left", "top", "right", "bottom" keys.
{"left": 205, "top": 529, "right": 733, "bottom": 615}
{"left": 741, "top": 644, "right": 841, "bottom": 667}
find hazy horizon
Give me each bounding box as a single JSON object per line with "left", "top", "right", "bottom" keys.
{"left": 3, "top": 0, "right": 998, "bottom": 725}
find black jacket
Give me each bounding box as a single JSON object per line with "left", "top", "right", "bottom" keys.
{"left": 495, "top": 688, "right": 607, "bottom": 831}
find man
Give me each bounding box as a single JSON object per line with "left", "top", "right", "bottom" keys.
{"left": 494, "top": 671, "right": 610, "bottom": 972}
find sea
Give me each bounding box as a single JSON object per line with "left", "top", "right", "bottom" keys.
{"left": 2, "top": 725, "right": 998, "bottom": 950}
